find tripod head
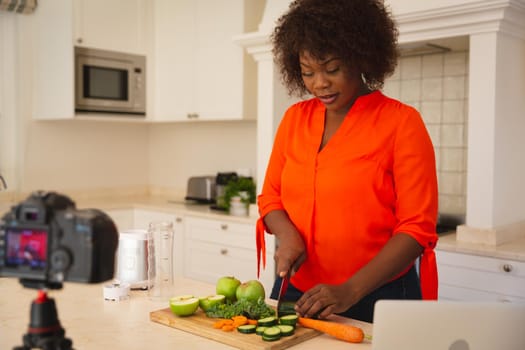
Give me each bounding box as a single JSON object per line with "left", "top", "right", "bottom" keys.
{"left": 14, "top": 287, "right": 73, "bottom": 350}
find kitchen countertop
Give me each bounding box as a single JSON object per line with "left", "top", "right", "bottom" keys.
{"left": 81, "top": 195, "right": 259, "bottom": 225}
{"left": 2, "top": 193, "right": 525, "bottom": 262}
{"left": 437, "top": 232, "right": 525, "bottom": 262}
{"left": 82, "top": 195, "right": 525, "bottom": 262}
{"left": 0, "top": 277, "right": 373, "bottom": 350}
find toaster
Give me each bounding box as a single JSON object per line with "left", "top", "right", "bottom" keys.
{"left": 185, "top": 176, "right": 216, "bottom": 203}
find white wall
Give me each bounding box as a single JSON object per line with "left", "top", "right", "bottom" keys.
{"left": 0, "top": 13, "right": 19, "bottom": 195}
{"left": 148, "top": 121, "right": 256, "bottom": 196}
{"left": 20, "top": 121, "right": 150, "bottom": 192}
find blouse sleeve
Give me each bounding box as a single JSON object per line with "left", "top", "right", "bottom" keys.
{"left": 257, "top": 109, "right": 293, "bottom": 218}
{"left": 392, "top": 107, "right": 439, "bottom": 299}
{"left": 255, "top": 107, "right": 292, "bottom": 277}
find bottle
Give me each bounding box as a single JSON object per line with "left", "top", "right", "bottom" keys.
{"left": 147, "top": 221, "right": 174, "bottom": 301}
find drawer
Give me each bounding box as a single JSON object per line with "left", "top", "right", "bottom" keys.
{"left": 437, "top": 250, "right": 525, "bottom": 278}
{"left": 439, "top": 284, "right": 525, "bottom": 303}
{"left": 185, "top": 216, "right": 274, "bottom": 253}
{"left": 134, "top": 209, "right": 183, "bottom": 230}
{"left": 184, "top": 239, "right": 275, "bottom": 293}
{"left": 106, "top": 209, "right": 134, "bottom": 232}
{"left": 436, "top": 250, "right": 525, "bottom": 300}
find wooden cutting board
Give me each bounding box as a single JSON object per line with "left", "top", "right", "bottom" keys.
{"left": 150, "top": 308, "right": 321, "bottom": 350}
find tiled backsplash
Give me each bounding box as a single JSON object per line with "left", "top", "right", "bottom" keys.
{"left": 383, "top": 51, "right": 469, "bottom": 216}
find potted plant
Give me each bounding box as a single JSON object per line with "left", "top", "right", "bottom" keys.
{"left": 223, "top": 177, "right": 256, "bottom": 215}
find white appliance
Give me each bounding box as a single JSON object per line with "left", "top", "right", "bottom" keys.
{"left": 116, "top": 229, "right": 149, "bottom": 289}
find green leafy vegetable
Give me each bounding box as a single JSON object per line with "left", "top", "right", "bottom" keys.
{"left": 205, "top": 297, "right": 275, "bottom": 320}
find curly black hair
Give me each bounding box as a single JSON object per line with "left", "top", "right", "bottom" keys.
{"left": 271, "top": 0, "right": 399, "bottom": 96}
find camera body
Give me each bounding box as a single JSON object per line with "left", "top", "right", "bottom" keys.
{"left": 0, "top": 191, "right": 118, "bottom": 289}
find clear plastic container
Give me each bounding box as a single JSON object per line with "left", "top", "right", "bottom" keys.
{"left": 147, "top": 221, "right": 174, "bottom": 301}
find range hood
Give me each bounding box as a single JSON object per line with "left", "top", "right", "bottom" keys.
{"left": 399, "top": 42, "right": 451, "bottom": 57}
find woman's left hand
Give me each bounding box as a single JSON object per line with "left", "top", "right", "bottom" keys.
{"left": 294, "top": 283, "right": 356, "bottom": 319}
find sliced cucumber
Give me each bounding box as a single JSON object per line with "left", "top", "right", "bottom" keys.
{"left": 262, "top": 326, "right": 282, "bottom": 341}
{"left": 237, "top": 324, "right": 256, "bottom": 334}
{"left": 277, "top": 324, "right": 295, "bottom": 337}
{"left": 279, "top": 314, "right": 298, "bottom": 326}
{"left": 262, "top": 334, "right": 281, "bottom": 342}
{"left": 257, "top": 316, "right": 278, "bottom": 327}
{"left": 277, "top": 301, "right": 297, "bottom": 317}
{"left": 255, "top": 326, "right": 268, "bottom": 336}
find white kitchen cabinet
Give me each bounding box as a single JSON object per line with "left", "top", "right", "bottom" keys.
{"left": 73, "top": 0, "right": 148, "bottom": 55}
{"left": 105, "top": 208, "right": 135, "bottom": 232}
{"left": 149, "top": 0, "right": 259, "bottom": 121}
{"left": 24, "top": 0, "right": 74, "bottom": 120}
{"left": 26, "top": 0, "right": 149, "bottom": 120}
{"left": 436, "top": 250, "right": 525, "bottom": 303}
{"left": 183, "top": 216, "right": 276, "bottom": 294}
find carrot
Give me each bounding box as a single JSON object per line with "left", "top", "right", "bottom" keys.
{"left": 298, "top": 317, "right": 364, "bottom": 343}
{"left": 247, "top": 319, "right": 258, "bottom": 325}
{"left": 221, "top": 324, "right": 235, "bottom": 332}
{"left": 213, "top": 319, "right": 229, "bottom": 329}
{"left": 232, "top": 315, "right": 248, "bottom": 327}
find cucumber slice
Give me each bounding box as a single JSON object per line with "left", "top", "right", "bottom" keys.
{"left": 277, "top": 324, "right": 295, "bottom": 336}
{"left": 257, "top": 316, "right": 278, "bottom": 327}
{"left": 262, "top": 326, "right": 282, "bottom": 341}
{"left": 237, "top": 324, "right": 256, "bottom": 334}
{"left": 262, "top": 334, "right": 281, "bottom": 342}
{"left": 263, "top": 326, "right": 282, "bottom": 337}
{"left": 279, "top": 314, "right": 299, "bottom": 326}
{"left": 277, "top": 301, "right": 297, "bottom": 317}
{"left": 255, "top": 326, "right": 268, "bottom": 336}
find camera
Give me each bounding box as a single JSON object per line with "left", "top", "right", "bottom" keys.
{"left": 0, "top": 191, "right": 118, "bottom": 289}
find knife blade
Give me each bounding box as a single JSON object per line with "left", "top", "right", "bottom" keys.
{"left": 277, "top": 273, "right": 289, "bottom": 301}
{"left": 277, "top": 273, "right": 293, "bottom": 317}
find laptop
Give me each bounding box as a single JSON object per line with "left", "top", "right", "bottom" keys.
{"left": 372, "top": 300, "right": 525, "bottom": 350}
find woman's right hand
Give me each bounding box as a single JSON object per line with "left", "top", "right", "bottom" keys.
{"left": 263, "top": 209, "right": 306, "bottom": 277}
{"left": 275, "top": 231, "right": 306, "bottom": 277}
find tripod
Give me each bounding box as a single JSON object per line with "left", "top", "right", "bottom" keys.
{"left": 14, "top": 289, "right": 74, "bottom": 350}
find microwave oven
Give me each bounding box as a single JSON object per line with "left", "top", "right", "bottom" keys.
{"left": 74, "top": 47, "right": 146, "bottom": 115}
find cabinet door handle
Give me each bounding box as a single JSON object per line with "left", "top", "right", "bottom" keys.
{"left": 502, "top": 264, "right": 513, "bottom": 273}
{"left": 175, "top": 217, "right": 182, "bottom": 223}
{"left": 220, "top": 224, "right": 228, "bottom": 230}
{"left": 220, "top": 248, "right": 228, "bottom": 255}
{"left": 77, "top": 38, "right": 83, "bottom": 44}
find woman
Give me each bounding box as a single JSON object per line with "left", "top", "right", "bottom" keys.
{"left": 255, "top": 0, "right": 439, "bottom": 323}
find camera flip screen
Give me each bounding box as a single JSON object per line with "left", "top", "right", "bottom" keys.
{"left": 5, "top": 228, "right": 48, "bottom": 269}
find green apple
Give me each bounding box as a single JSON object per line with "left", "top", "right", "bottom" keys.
{"left": 198, "top": 294, "right": 226, "bottom": 311}
{"left": 216, "top": 276, "right": 241, "bottom": 302}
{"left": 169, "top": 295, "right": 199, "bottom": 317}
{"left": 235, "top": 280, "right": 265, "bottom": 303}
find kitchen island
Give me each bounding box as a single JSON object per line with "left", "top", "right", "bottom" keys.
{"left": 0, "top": 277, "right": 373, "bottom": 349}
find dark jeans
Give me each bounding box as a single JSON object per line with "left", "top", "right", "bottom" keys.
{"left": 270, "top": 266, "right": 422, "bottom": 323}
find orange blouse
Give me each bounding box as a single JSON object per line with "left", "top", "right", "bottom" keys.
{"left": 256, "top": 91, "right": 439, "bottom": 299}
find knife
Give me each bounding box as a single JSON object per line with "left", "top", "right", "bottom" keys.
{"left": 277, "top": 272, "right": 295, "bottom": 317}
